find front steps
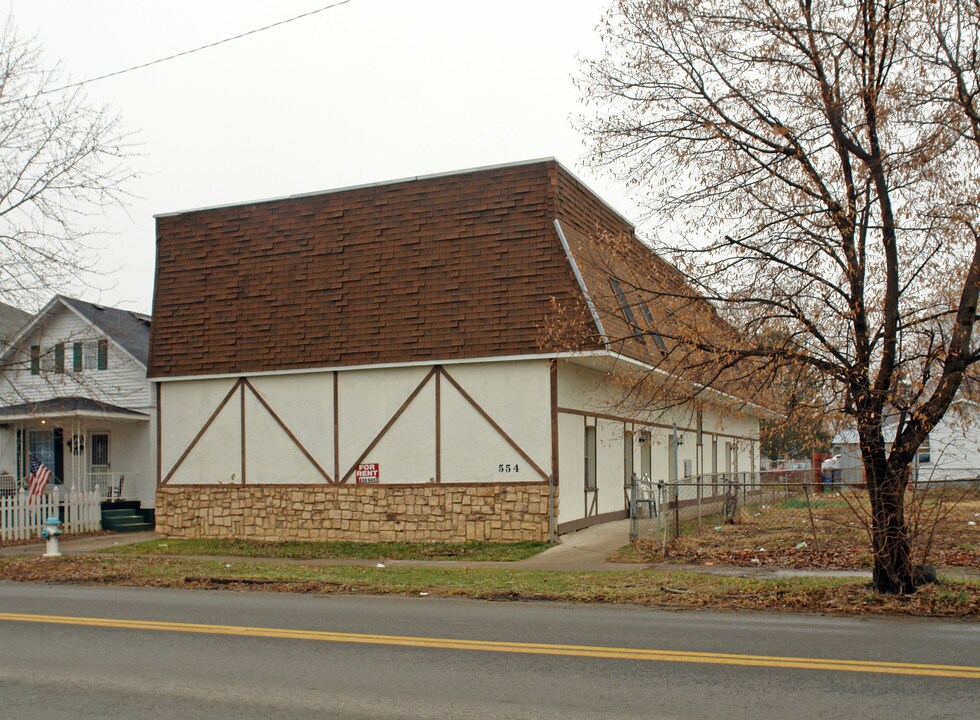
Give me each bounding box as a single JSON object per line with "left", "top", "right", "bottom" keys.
{"left": 101, "top": 500, "right": 154, "bottom": 533}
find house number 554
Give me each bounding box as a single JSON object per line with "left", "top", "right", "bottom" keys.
{"left": 498, "top": 464, "right": 519, "bottom": 473}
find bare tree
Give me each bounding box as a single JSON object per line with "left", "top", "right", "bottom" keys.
{"left": 0, "top": 20, "right": 135, "bottom": 311}
{"left": 578, "top": 0, "right": 980, "bottom": 593}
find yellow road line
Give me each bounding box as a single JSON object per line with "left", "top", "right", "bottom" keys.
{"left": 1, "top": 612, "right": 977, "bottom": 679}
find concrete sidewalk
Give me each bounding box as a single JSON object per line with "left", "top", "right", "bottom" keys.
{"left": 0, "top": 522, "right": 882, "bottom": 578}
{"left": 0, "top": 531, "right": 158, "bottom": 557}
{"left": 0, "top": 525, "right": 646, "bottom": 572}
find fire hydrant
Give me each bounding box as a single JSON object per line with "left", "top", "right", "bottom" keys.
{"left": 40, "top": 516, "right": 63, "bottom": 557}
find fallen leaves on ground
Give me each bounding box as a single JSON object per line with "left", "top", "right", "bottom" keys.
{"left": 1, "top": 555, "right": 977, "bottom": 619}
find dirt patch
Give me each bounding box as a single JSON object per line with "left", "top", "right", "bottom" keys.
{"left": 629, "top": 491, "right": 980, "bottom": 570}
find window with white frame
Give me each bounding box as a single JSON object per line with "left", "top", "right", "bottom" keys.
{"left": 918, "top": 436, "right": 931, "bottom": 464}
{"left": 585, "top": 425, "right": 597, "bottom": 490}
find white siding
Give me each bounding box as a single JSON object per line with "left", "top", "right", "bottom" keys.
{"left": 0, "top": 306, "right": 151, "bottom": 410}
{"left": 0, "top": 303, "right": 155, "bottom": 506}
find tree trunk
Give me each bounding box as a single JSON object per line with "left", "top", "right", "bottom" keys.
{"left": 867, "top": 461, "right": 915, "bottom": 594}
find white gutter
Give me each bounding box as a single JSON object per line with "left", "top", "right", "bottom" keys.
{"left": 552, "top": 219, "right": 608, "bottom": 347}
{"left": 149, "top": 350, "right": 612, "bottom": 383}
{"left": 0, "top": 409, "right": 149, "bottom": 422}
{"left": 587, "top": 351, "right": 781, "bottom": 420}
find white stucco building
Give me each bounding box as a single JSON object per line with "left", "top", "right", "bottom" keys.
{"left": 150, "top": 160, "right": 769, "bottom": 541}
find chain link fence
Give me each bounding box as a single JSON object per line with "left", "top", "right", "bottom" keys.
{"left": 629, "top": 470, "right": 980, "bottom": 570}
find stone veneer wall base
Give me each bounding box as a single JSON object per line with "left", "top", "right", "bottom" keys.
{"left": 156, "top": 483, "right": 555, "bottom": 543}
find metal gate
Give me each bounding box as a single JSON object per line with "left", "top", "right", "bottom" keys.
{"left": 629, "top": 473, "right": 663, "bottom": 545}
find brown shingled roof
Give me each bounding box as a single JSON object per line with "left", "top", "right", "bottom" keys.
{"left": 149, "top": 159, "right": 752, "bottom": 393}
{"left": 149, "top": 160, "right": 596, "bottom": 378}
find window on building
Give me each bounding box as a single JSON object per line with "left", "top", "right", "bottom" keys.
{"left": 80, "top": 339, "right": 108, "bottom": 370}
{"left": 585, "top": 425, "right": 597, "bottom": 490}
{"left": 30, "top": 346, "right": 40, "bottom": 375}
{"left": 918, "top": 437, "right": 931, "bottom": 464}
{"left": 83, "top": 341, "right": 98, "bottom": 369}
{"left": 609, "top": 278, "right": 642, "bottom": 338}
{"left": 40, "top": 346, "right": 55, "bottom": 372}
{"left": 638, "top": 301, "right": 668, "bottom": 354}
{"left": 624, "top": 431, "right": 634, "bottom": 488}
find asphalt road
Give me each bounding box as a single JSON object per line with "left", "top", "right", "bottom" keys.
{"left": 0, "top": 582, "right": 977, "bottom": 719}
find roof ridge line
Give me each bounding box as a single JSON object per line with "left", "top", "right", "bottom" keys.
{"left": 154, "top": 157, "right": 562, "bottom": 218}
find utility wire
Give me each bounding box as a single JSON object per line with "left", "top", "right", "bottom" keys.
{"left": 36, "top": 0, "right": 354, "bottom": 97}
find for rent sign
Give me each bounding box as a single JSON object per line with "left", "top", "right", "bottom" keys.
{"left": 355, "top": 463, "right": 380, "bottom": 484}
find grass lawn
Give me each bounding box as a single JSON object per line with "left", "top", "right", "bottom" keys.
{"left": 101, "top": 538, "right": 551, "bottom": 562}
{"left": 1, "top": 554, "right": 977, "bottom": 618}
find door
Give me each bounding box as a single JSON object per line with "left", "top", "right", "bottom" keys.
{"left": 90, "top": 432, "right": 110, "bottom": 492}
{"left": 623, "top": 430, "right": 634, "bottom": 509}
{"left": 640, "top": 432, "right": 651, "bottom": 479}
{"left": 27, "top": 430, "right": 55, "bottom": 483}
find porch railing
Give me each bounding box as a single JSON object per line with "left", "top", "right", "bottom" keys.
{"left": 80, "top": 473, "right": 137, "bottom": 500}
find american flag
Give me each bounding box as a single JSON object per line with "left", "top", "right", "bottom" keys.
{"left": 27, "top": 455, "right": 52, "bottom": 504}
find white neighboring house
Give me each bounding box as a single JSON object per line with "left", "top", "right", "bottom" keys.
{"left": 832, "top": 401, "right": 980, "bottom": 484}
{"left": 0, "top": 295, "right": 156, "bottom": 509}
{"left": 0, "top": 300, "right": 31, "bottom": 351}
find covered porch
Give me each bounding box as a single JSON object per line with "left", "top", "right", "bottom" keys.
{"left": 0, "top": 397, "right": 149, "bottom": 501}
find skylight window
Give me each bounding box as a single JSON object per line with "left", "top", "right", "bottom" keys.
{"left": 639, "top": 301, "right": 667, "bottom": 355}
{"left": 610, "top": 278, "right": 670, "bottom": 355}
{"left": 638, "top": 301, "right": 668, "bottom": 354}
{"left": 609, "top": 278, "right": 641, "bottom": 338}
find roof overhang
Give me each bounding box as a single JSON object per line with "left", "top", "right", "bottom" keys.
{"left": 0, "top": 397, "right": 150, "bottom": 423}
{"left": 565, "top": 351, "right": 782, "bottom": 421}
{"left": 147, "top": 346, "right": 779, "bottom": 420}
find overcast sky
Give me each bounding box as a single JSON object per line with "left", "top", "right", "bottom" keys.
{"left": 3, "top": 0, "right": 641, "bottom": 314}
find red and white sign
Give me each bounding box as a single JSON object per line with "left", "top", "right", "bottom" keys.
{"left": 355, "top": 463, "right": 380, "bottom": 484}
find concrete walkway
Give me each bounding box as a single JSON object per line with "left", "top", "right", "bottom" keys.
{"left": 0, "top": 531, "right": 158, "bottom": 557}
{"left": 0, "top": 523, "right": 886, "bottom": 578}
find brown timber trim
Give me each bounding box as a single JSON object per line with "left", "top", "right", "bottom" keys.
{"left": 162, "top": 378, "right": 244, "bottom": 485}
{"left": 243, "top": 379, "right": 333, "bottom": 483}
{"left": 556, "top": 406, "right": 757, "bottom": 443}
{"left": 583, "top": 414, "right": 588, "bottom": 517}
{"left": 550, "top": 359, "right": 558, "bottom": 486}
{"left": 340, "top": 366, "right": 438, "bottom": 483}
{"left": 155, "top": 382, "right": 162, "bottom": 486}
{"left": 157, "top": 480, "right": 550, "bottom": 489}
{"left": 440, "top": 367, "right": 549, "bottom": 481}
{"left": 435, "top": 367, "right": 441, "bottom": 483}
{"left": 240, "top": 383, "right": 246, "bottom": 485}
{"left": 333, "top": 371, "right": 340, "bottom": 483}
{"left": 557, "top": 509, "right": 628, "bottom": 535}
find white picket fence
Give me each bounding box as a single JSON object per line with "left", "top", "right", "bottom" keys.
{"left": 0, "top": 486, "right": 102, "bottom": 541}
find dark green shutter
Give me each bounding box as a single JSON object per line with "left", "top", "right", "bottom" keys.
{"left": 97, "top": 338, "right": 108, "bottom": 370}
{"left": 73, "top": 342, "right": 82, "bottom": 371}
{"left": 54, "top": 343, "right": 65, "bottom": 373}
{"left": 53, "top": 427, "right": 64, "bottom": 484}
{"left": 30, "top": 346, "right": 40, "bottom": 375}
